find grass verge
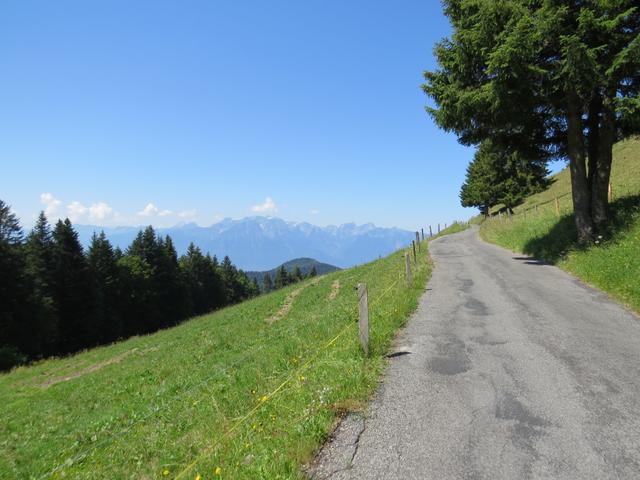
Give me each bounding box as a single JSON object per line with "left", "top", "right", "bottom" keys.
{"left": 481, "top": 137, "right": 640, "bottom": 313}
{"left": 0, "top": 224, "right": 466, "bottom": 480}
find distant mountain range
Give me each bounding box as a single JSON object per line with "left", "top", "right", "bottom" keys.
{"left": 245, "top": 258, "right": 340, "bottom": 285}
{"left": 74, "top": 216, "right": 415, "bottom": 270}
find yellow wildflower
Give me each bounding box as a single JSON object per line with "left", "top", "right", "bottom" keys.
{"left": 195, "top": 474, "right": 202, "bottom": 480}
{"left": 215, "top": 466, "right": 222, "bottom": 475}
{"left": 162, "top": 469, "right": 170, "bottom": 476}
{"left": 259, "top": 395, "right": 268, "bottom": 402}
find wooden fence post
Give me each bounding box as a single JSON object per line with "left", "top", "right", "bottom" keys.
{"left": 438, "top": 223, "right": 441, "bottom": 234}
{"left": 412, "top": 240, "right": 417, "bottom": 264}
{"left": 555, "top": 197, "right": 560, "bottom": 217}
{"left": 404, "top": 253, "right": 412, "bottom": 286}
{"left": 429, "top": 225, "right": 433, "bottom": 237}
{"left": 357, "top": 283, "right": 369, "bottom": 356}
{"left": 421, "top": 228, "right": 424, "bottom": 241}
{"left": 415, "top": 232, "right": 421, "bottom": 251}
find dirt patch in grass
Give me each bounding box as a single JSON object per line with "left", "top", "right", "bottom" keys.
{"left": 38, "top": 347, "right": 159, "bottom": 388}
{"left": 328, "top": 280, "right": 341, "bottom": 301}
{"left": 268, "top": 287, "right": 304, "bottom": 324}
{"left": 268, "top": 279, "right": 321, "bottom": 324}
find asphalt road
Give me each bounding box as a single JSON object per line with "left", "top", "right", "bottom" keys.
{"left": 310, "top": 226, "right": 640, "bottom": 479}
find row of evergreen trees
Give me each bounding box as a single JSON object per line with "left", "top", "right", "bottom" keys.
{"left": 261, "top": 264, "right": 317, "bottom": 293}
{"left": 0, "top": 200, "right": 259, "bottom": 370}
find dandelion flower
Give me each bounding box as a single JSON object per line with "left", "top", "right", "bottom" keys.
{"left": 195, "top": 474, "right": 202, "bottom": 480}
{"left": 215, "top": 466, "right": 222, "bottom": 475}
{"left": 260, "top": 395, "right": 268, "bottom": 402}
{"left": 163, "top": 469, "right": 170, "bottom": 476}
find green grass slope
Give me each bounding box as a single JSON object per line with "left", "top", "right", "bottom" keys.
{"left": 481, "top": 136, "right": 640, "bottom": 313}
{"left": 0, "top": 224, "right": 466, "bottom": 480}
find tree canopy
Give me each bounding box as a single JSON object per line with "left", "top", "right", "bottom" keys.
{"left": 460, "top": 140, "right": 549, "bottom": 214}
{"left": 424, "top": 0, "right": 640, "bottom": 241}
{"left": 0, "top": 205, "right": 260, "bottom": 370}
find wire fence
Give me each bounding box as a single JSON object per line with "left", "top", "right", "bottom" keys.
{"left": 490, "top": 176, "right": 640, "bottom": 222}
{"left": 37, "top": 235, "right": 436, "bottom": 480}
{"left": 173, "top": 269, "right": 410, "bottom": 479}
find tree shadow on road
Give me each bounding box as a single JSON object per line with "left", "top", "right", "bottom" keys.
{"left": 522, "top": 194, "right": 640, "bottom": 264}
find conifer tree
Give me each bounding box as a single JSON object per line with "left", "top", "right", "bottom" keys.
{"left": 262, "top": 274, "right": 273, "bottom": 293}
{"left": 87, "top": 231, "right": 122, "bottom": 343}
{"left": 24, "top": 212, "right": 58, "bottom": 356}
{"left": 424, "top": 0, "right": 640, "bottom": 241}
{"left": 180, "top": 243, "right": 223, "bottom": 316}
{"left": 460, "top": 140, "right": 549, "bottom": 214}
{"left": 274, "top": 265, "right": 289, "bottom": 289}
{"left": 158, "top": 235, "right": 188, "bottom": 325}
{"left": 220, "top": 255, "right": 238, "bottom": 304}
{"left": 0, "top": 200, "right": 30, "bottom": 368}
{"left": 117, "top": 254, "right": 154, "bottom": 335}
{"left": 126, "top": 227, "right": 163, "bottom": 330}
{"left": 293, "top": 266, "right": 303, "bottom": 282}
{"left": 51, "top": 219, "right": 93, "bottom": 352}
{"left": 251, "top": 277, "right": 260, "bottom": 296}
{"left": 206, "top": 254, "right": 226, "bottom": 310}
{"left": 309, "top": 266, "right": 318, "bottom": 278}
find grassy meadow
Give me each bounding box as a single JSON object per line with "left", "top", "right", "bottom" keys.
{"left": 0, "top": 224, "right": 466, "bottom": 479}
{"left": 481, "top": 137, "right": 640, "bottom": 313}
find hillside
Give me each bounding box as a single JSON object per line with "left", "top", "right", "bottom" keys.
{"left": 245, "top": 257, "right": 340, "bottom": 284}
{"left": 0, "top": 224, "right": 465, "bottom": 479}
{"left": 73, "top": 217, "right": 415, "bottom": 270}
{"left": 481, "top": 137, "right": 640, "bottom": 312}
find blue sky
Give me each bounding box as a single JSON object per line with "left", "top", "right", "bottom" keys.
{"left": 2, "top": 1, "right": 489, "bottom": 230}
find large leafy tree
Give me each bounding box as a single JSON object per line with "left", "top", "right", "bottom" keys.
{"left": 424, "top": 0, "right": 640, "bottom": 241}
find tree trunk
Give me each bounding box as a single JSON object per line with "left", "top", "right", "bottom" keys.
{"left": 586, "top": 95, "right": 601, "bottom": 191}
{"left": 567, "top": 92, "right": 594, "bottom": 243}
{"left": 591, "top": 94, "right": 615, "bottom": 229}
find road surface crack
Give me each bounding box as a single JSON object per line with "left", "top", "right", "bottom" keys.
{"left": 320, "top": 416, "right": 367, "bottom": 479}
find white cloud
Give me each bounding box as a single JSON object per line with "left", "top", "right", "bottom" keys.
{"left": 138, "top": 203, "right": 159, "bottom": 217}
{"left": 38, "top": 195, "right": 197, "bottom": 226}
{"left": 40, "top": 193, "right": 62, "bottom": 216}
{"left": 67, "top": 201, "right": 88, "bottom": 222}
{"left": 138, "top": 203, "right": 175, "bottom": 218}
{"left": 251, "top": 197, "right": 277, "bottom": 214}
{"left": 310, "top": 209, "right": 319, "bottom": 215}
{"left": 67, "top": 201, "right": 116, "bottom": 223}
{"left": 89, "top": 202, "right": 114, "bottom": 221}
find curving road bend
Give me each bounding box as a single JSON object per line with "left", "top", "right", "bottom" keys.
{"left": 310, "top": 226, "right": 640, "bottom": 480}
